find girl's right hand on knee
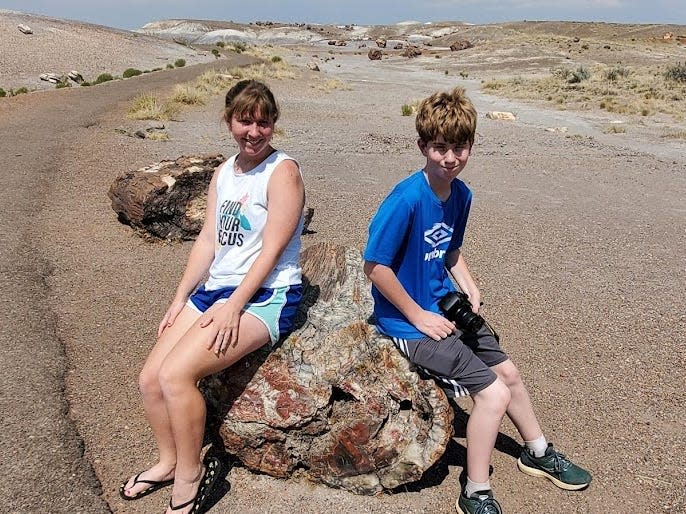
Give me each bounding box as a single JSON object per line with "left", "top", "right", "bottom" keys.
{"left": 157, "top": 299, "right": 186, "bottom": 337}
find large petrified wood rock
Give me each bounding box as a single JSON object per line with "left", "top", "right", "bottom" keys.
{"left": 108, "top": 154, "right": 223, "bottom": 240}
{"left": 202, "top": 243, "right": 453, "bottom": 495}
{"left": 109, "top": 154, "right": 314, "bottom": 240}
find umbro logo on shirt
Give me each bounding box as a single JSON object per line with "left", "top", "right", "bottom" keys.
{"left": 423, "top": 222, "right": 453, "bottom": 261}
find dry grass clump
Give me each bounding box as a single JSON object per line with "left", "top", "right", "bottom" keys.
{"left": 400, "top": 100, "right": 422, "bottom": 116}
{"left": 228, "top": 61, "right": 297, "bottom": 81}
{"left": 603, "top": 123, "right": 627, "bottom": 134}
{"left": 146, "top": 131, "right": 170, "bottom": 142}
{"left": 661, "top": 129, "right": 686, "bottom": 140}
{"left": 482, "top": 63, "right": 686, "bottom": 119}
{"left": 127, "top": 93, "right": 180, "bottom": 121}
{"left": 171, "top": 85, "right": 207, "bottom": 106}
{"left": 309, "top": 78, "right": 352, "bottom": 91}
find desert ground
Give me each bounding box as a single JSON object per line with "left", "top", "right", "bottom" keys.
{"left": 1, "top": 10, "right": 685, "bottom": 514}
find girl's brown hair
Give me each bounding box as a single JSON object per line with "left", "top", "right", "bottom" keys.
{"left": 223, "top": 79, "right": 279, "bottom": 124}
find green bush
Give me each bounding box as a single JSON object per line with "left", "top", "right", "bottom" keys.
{"left": 80, "top": 81, "right": 91, "bottom": 87}
{"left": 123, "top": 68, "right": 142, "bottom": 78}
{"left": 93, "top": 73, "right": 114, "bottom": 85}
{"left": 271, "top": 56, "right": 282, "bottom": 63}
{"left": 56, "top": 80, "right": 71, "bottom": 89}
{"left": 12, "top": 87, "right": 28, "bottom": 95}
{"left": 401, "top": 104, "right": 413, "bottom": 116}
{"left": 665, "top": 62, "right": 686, "bottom": 83}
{"left": 166, "top": 63, "right": 174, "bottom": 69}
{"left": 212, "top": 48, "right": 220, "bottom": 57}
{"left": 0, "top": 88, "right": 6, "bottom": 98}
{"left": 174, "top": 59, "right": 186, "bottom": 68}
{"left": 216, "top": 41, "right": 225, "bottom": 48}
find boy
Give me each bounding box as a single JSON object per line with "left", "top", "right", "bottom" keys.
{"left": 363, "top": 87, "right": 591, "bottom": 513}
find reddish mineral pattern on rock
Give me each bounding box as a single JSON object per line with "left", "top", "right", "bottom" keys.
{"left": 202, "top": 243, "right": 454, "bottom": 494}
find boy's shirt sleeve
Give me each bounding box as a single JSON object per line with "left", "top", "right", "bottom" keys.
{"left": 364, "top": 192, "right": 413, "bottom": 266}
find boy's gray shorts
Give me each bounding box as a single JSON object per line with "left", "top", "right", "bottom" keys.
{"left": 391, "top": 323, "right": 509, "bottom": 398}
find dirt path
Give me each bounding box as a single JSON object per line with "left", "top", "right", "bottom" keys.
{"left": 2, "top": 48, "right": 684, "bottom": 514}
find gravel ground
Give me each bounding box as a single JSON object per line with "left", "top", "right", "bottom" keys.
{"left": 1, "top": 12, "right": 685, "bottom": 514}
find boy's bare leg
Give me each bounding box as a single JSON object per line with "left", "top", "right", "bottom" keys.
{"left": 158, "top": 308, "right": 270, "bottom": 514}
{"left": 121, "top": 306, "right": 200, "bottom": 497}
{"left": 491, "top": 359, "right": 543, "bottom": 442}
{"left": 466, "top": 378, "right": 511, "bottom": 483}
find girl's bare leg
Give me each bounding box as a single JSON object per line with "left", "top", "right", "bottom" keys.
{"left": 159, "top": 307, "right": 270, "bottom": 514}
{"left": 121, "top": 306, "right": 200, "bottom": 498}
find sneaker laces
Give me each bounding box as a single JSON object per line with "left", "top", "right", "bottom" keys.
{"left": 473, "top": 494, "right": 502, "bottom": 514}
{"left": 549, "top": 449, "right": 572, "bottom": 473}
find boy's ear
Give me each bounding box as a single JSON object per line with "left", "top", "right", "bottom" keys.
{"left": 417, "top": 138, "right": 428, "bottom": 155}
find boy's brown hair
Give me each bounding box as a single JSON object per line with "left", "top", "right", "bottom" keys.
{"left": 415, "top": 87, "right": 477, "bottom": 147}
{"left": 223, "top": 79, "right": 279, "bottom": 124}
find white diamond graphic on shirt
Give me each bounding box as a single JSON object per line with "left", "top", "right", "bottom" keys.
{"left": 424, "top": 222, "right": 453, "bottom": 247}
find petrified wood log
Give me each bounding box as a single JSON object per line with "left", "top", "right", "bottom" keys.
{"left": 202, "top": 243, "right": 453, "bottom": 495}
{"left": 109, "top": 154, "right": 314, "bottom": 240}
{"left": 108, "top": 154, "right": 223, "bottom": 240}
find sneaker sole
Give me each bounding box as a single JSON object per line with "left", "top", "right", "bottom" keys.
{"left": 455, "top": 500, "right": 466, "bottom": 514}
{"left": 517, "top": 458, "right": 590, "bottom": 491}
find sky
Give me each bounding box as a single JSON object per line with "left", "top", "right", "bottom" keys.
{"left": 1, "top": 0, "right": 684, "bottom": 30}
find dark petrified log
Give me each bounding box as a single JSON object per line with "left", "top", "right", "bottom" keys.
{"left": 108, "top": 154, "right": 224, "bottom": 240}
{"left": 108, "top": 154, "right": 314, "bottom": 240}
{"left": 202, "top": 243, "right": 453, "bottom": 495}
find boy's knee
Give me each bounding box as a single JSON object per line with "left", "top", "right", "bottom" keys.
{"left": 475, "top": 378, "right": 511, "bottom": 413}
{"left": 494, "top": 360, "right": 523, "bottom": 388}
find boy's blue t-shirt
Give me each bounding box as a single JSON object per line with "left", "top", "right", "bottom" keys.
{"left": 364, "top": 170, "right": 472, "bottom": 339}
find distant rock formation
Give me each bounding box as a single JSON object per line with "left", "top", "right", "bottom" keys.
{"left": 202, "top": 243, "right": 454, "bottom": 495}
{"left": 402, "top": 45, "right": 422, "bottom": 58}
{"left": 450, "top": 40, "right": 473, "bottom": 51}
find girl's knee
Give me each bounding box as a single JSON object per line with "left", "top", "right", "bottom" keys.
{"left": 138, "top": 364, "right": 162, "bottom": 399}
{"left": 157, "top": 360, "right": 194, "bottom": 399}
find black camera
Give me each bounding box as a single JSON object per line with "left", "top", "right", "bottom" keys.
{"left": 438, "top": 291, "right": 485, "bottom": 333}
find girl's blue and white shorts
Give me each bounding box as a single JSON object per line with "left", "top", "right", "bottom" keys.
{"left": 187, "top": 283, "right": 303, "bottom": 346}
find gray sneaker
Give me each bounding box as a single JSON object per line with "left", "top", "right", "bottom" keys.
{"left": 517, "top": 443, "right": 592, "bottom": 490}
{"left": 455, "top": 489, "right": 502, "bottom": 514}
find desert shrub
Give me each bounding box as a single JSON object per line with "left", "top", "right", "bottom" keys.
{"left": 401, "top": 104, "right": 413, "bottom": 116}
{"left": 664, "top": 62, "right": 686, "bottom": 83}
{"left": 166, "top": 63, "right": 174, "bottom": 69}
{"left": 93, "top": 73, "right": 114, "bottom": 85}
{"left": 127, "top": 93, "right": 179, "bottom": 120}
{"left": 80, "top": 81, "right": 91, "bottom": 87}
{"left": 56, "top": 80, "right": 71, "bottom": 89}
{"left": 0, "top": 88, "right": 6, "bottom": 97}
{"left": 216, "top": 41, "right": 225, "bottom": 48}
{"left": 459, "top": 71, "right": 469, "bottom": 78}
{"left": 229, "top": 42, "right": 247, "bottom": 53}
{"left": 12, "top": 87, "right": 29, "bottom": 95}
{"left": 568, "top": 66, "right": 591, "bottom": 83}
{"left": 123, "top": 68, "right": 142, "bottom": 78}
{"left": 271, "top": 56, "right": 282, "bottom": 63}
{"left": 152, "top": 67, "right": 163, "bottom": 72}
{"left": 212, "top": 48, "right": 220, "bottom": 57}
{"left": 171, "top": 84, "right": 206, "bottom": 105}
{"left": 605, "top": 65, "right": 630, "bottom": 82}
{"left": 174, "top": 59, "right": 186, "bottom": 68}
